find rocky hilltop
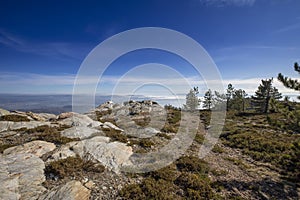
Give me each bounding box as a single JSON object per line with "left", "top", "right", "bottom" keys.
{"left": 0, "top": 101, "right": 299, "bottom": 200}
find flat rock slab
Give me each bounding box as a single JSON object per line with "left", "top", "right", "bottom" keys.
{"left": 39, "top": 180, "right": 90, "bottom": 200}
{"left": 61, "top": 126, "right": 104, "bottom": 139}
{"left": 0, "top": 121, "right": 52, "bottom": 132}
{"left": 3, "top": 140, "right": 56, "bottom": 157}
{"left": 0, "top": 153, "right": 46, "bottom": 200}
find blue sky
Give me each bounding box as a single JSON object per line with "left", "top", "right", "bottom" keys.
{"left": 0, "top": 0, "right": 299, "bottom": 99}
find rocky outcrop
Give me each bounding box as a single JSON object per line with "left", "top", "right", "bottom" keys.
{"left": 39, "top": 180, "right": 90, "bottom": 200}
{"left": 57, "top": 113, "right": 102, "bottom": 127}
{"left": 0, "top": 100, "right": 166, "bottom": 199}
{"left": 0, "top": 153, "right": 46, "bottom": 200}
{"left": 91, "top": 100, "right": 165, "bottom": 138}
{"left": 0, "top": 121, "right": 52, "bottom": 132}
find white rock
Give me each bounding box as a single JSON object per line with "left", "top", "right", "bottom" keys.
{"left": 46, "top": 142, "right": 78, "bottom": 163}
{"left": 0, "top": 121, "right": 52, "bottom": 132}
{"left": 3, "top": 140, "right": 56, "bottom": 157}
{"left": 39, "top": 180, "right": 90, "bottom": 200}
{"left": 76, "top": 137, "right": 132, "bottom": 173}
{"left": 58, "top": 136, "right": 133, "bottom": 173}
{"left": 0, "top": 153, "right": 46, "bottom": 200}
{"left": 61, "top": 126, "right": 104, "bottom": 139}
{"left": 0, "top": 108, "right": 10, "bottom": 116}
{"left": 103, "top": 122, "right": 124, "bottom": 132}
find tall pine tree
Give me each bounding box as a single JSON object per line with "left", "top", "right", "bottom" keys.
{"left": 203, "top": 89, "right": 213, "bottom": 110}
{"left": 252, "top": 78, "right": 282, "bottom": 113}
{"left": 278, "top": 62, "right": 300, "bottom": 99}
{"left": 184, "top": 87, "right": 200, "bottom": 111}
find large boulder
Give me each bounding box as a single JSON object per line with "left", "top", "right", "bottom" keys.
{"left": 39, "top": 180, "right": 90, "bottom": 200}
{"left": 72, "top": 136, "right": 133, "bottom": 173}
{"left": 48, "top": 136, "right": 132, "bottom": 173}
{"left": 3, "top": 140, "right": 56, "bottom": 157}
{"left": 0, "top": 153, "right": 46, "bottom": 200}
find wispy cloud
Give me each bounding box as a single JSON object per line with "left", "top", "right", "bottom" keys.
{"left": 0, "top": 72, "right": 298, "bottom": 98}
{"left": 0, "top": 30, "right": 91, "bottom": 61}
{"left": 274, "top": 22, "right": 300, "bottom": 33}
{"left": 199, "top": 0, "right": 256, "bottom": 7}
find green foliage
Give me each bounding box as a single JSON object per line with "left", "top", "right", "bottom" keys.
{"left": 120, "top": 156, "right": 219, "bottom": 200}
{"left": 175, "top": 172, "right": 215, "bottom": 199}
{"left": 212, "top": 145, "right": 224, "bottom": 153}
{"left": 176, "top": 156, "right": 209, "bottom": 174}
{"left": 231, "top": 89, "right": 248, "bottom": 112}
{"left": 184, "top": 87, "right": 200, "bottom": 111}
{"left": 194, "top": 134, "right": 205, "bottom": 144}
{"left": 203, "top": 89, "right": 214, "bottom": 110}
{"left": 221, "top": 112, "right": 300, "bottom": 182}
{"left": 226, "top": 83, "right": 235, "bottom": 111}
{"left": 213, "top": 91, "right": 227, "bottom": 111}
{"left": 251, "top": 78, "right": 282, "bottom": 113}
{"left": 199, "top": 110, "right": 211, "bottom": 128}
{"left": 161, "top": 105, "right": 181, "bottom": 133}
{"left": 278, "top": 62, "right": 300, "bottom": 99}
{"left": 120, "top": 177, "right": 180, "bottom": 200}
{"left": 267, "top": 99, "right": 300, "bottom": 133}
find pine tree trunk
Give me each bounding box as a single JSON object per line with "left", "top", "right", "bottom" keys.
{"left": 264, "top": 97, "right": 270, "bottom": 113}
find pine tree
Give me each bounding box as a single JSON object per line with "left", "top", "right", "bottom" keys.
{"left": 226, "top": 83, "right": 235, "bottom": 111}
{"left": 252, "top": 78, "right": 282, "bottom": 113}
{"left": 203, "top": 89, "right": 213, "bottom": 110}
{"left": 278, "top": 62, "right": 300, "bottom": 99}
{"left": 277, "top": 63, "right": 300, "bottom": 132}
{"left": 214, "top": 91, "right": 226, "bottom": 110}
{"left": 183, "top": 87, "right": 200, "bottom": 111}
{"left": 232, "top": 89, "right": 248, "bottom": 112}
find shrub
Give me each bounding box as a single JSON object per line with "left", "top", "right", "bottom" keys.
{"left": 194, "top": 134, "right": 205, "bottom": 144}
{"left": 45, "top": 156, "right": 105, "bottom": 180}
{"left": 120, "top": 177, "right": 180, "bottom": 200}
{"left": 212, "top": 145, "right": 225, "bottom": 153}
{"left": 176, "top": 156, "right": 209, "bottom": 174}
{"left": 175, "top": 172, "right": 215, "bottom": 199}
{"left": 0, "top": 114, "right": 30, "bottom": 122}
{"left": 129, "top": 138, "right": 155, "bottom": 148}
{"left": 103, "top": 129, "right": 128, "bottom": 143}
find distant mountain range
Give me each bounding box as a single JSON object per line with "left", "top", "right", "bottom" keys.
{"left": 0, "top": 94, "right": 185, "bottom": 114}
